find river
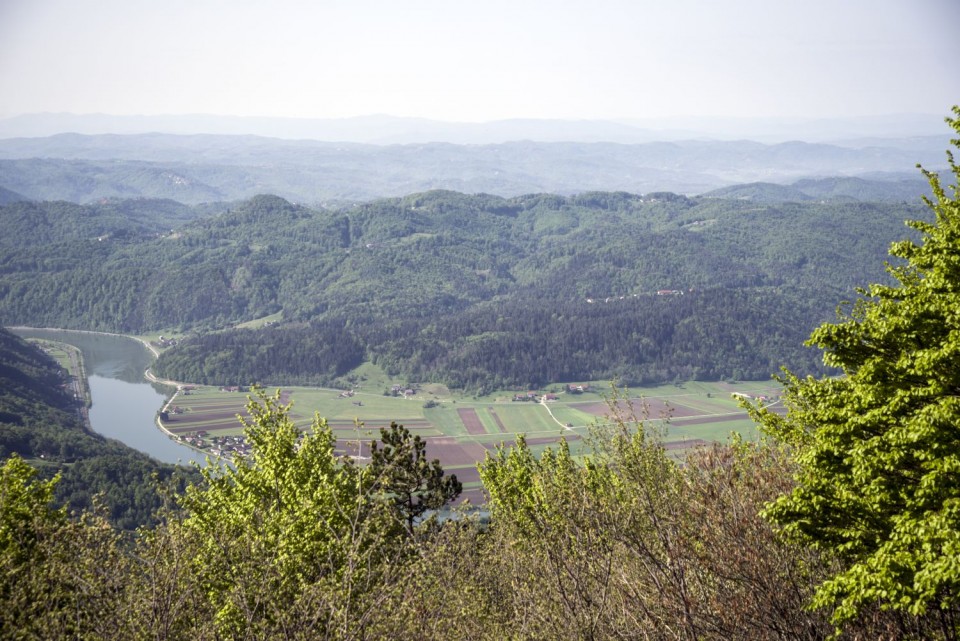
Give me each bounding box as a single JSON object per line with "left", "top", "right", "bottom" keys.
{"left": 11, "top": 329, "right": 206, "bottom": 466}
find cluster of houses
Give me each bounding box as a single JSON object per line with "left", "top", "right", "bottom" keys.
{"left": 158, "top": 406, "right": 185, "bottom": 421}
{"left": 510, "top": 386, "right": 592, "bottom": 402}
{"left": 207, "top": 434, "right": 252, "bottom": 458}
{"left": 154, "top": 335, "right": 178, "bottom": 348}
{"left": 584, "top": 290, "right": 689, "bottom": 303}
{"left": 388, "top": 384, "right": 417, "bottom": 398}
{"left": 585, "top": 294, "right": 640, "bottom": 304}
{"left": 512, "top": 392, "right": 561, "bottom": 402}
{"left": 731, "top": 392, "right": 773, "bottom": 402}
{"left": 178, "top": 430, "right": 208, "bottom": 449}
{"left": 171, "top": 427, "right": 252, "bottom": 459}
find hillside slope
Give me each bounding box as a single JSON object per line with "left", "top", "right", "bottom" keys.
{"left": 0, "top": 191, "right": 931, "bottom": 388}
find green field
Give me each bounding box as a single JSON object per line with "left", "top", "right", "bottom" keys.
{"left": 161, "top": 379, "right": 780, "bottom": 470}
{"left": 26, "top": 338, "right": 90, "bottom": 407}
{"left": 155, "top": 378, "right": 782, "bottom": 502}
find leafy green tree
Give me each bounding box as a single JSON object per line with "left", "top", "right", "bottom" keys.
{"left": 479, "top": 394, "right": 842, "bottom": 640}
{"left": 178, "top": 388, "right": 405, "bottom": 639}
{"left": 367, "top": 421, "right": 462, "bottom": 535}
{"left": 480, "top": 434, "right": 620, "bottom": 639}
{"left": 748, "top": 107, "right": 960, "bottom": 636}
{"left": 0, "top": 455, "right": 131, "bottom": 639}
{"left": 0, "top": 455, "right": 63, "bottom": 573}
{"left": 127, "top": 509, "right": 215, "bottom": 640}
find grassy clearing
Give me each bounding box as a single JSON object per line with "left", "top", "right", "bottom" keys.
{"left": 29, "top": 338, "right": 72, "bottom": 370}
{"left": 488, "top": 404, "right": 562, "bottom": 436}
{"left": 347, "top": 361, "right": 393, "bottom": 389}
{"left": 291, "top": 388, "right": 420, "bottom": 422}
{"left": 234, "top": 311, "right": 283, "bottom": 329}
{"left": 666, "top": 417, "right": 762, "bottom": 443}
{"left": 422, "top": 405, "right": 471, "bottom": 437}
{"left": 27, "top": 338, "right": 90, "bottom": 406}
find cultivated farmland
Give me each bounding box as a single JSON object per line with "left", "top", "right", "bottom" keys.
{"left": 160, "top": 380, "right": 781, "bottom": 502}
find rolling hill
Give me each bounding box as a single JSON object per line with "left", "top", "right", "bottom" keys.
{"left": 0, "top": 190, "right": 931, "bottom": 389}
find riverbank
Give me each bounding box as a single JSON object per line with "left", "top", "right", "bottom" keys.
{"left": 8, "top": 327, "right": 209, "bottom": 466}
{"left": 141, "top": 364, "right": 199, "bottom": 446}
{"left": 27, "top": 337, "right": 93, "bottom": 428}
{"left": 32, "top": 338, "right": 91, "bottom": 404}
{"left": 7, "top": 325, "right": 162, "bottom": 358}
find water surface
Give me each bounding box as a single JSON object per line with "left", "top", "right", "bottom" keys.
{"left": 11, "top": 329, "right": 205, "bottom": 466}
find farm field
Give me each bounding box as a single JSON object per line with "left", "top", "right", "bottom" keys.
{"left": 161, "top": 379, "right": 783, "bottom": 503}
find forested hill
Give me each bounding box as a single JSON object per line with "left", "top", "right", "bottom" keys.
{"left": 701, "top": 175, "right": 933, "bottom": 203}
{"left": 0, "top": 190, "right": 931, "bottom": 390}
{"left": 0, "top": 197, "right": 204, "bottom": 244}
{"left": 0, "top": 327, "right": 195, "bottom": 528}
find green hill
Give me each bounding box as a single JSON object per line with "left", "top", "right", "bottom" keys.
{"left": 703, "top": 175, "right": 932, "bottom": 203}
{"left": 0, "top": 190, "right": 931, "bottom": 389}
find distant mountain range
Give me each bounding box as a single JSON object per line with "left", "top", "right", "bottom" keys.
{"left": 0, "top": 131, "right": 947, "bottom": 205}
{"left": 0, "top": 112, "right": 951, "bottom": 144}
{"left": 0, "top": 185, "right": 26, "bottom": 205}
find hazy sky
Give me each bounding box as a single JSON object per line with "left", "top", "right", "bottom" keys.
{"left": 0, "top": 0, "right": 957, "bottom": 122}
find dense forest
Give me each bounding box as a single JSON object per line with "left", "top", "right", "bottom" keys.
{"left": 0, "top": 328, "right": 195, "bottom": 529}
{"left": 0, "top": 189, "right": 931, "bottom": 390}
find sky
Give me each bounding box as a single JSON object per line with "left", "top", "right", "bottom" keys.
{"left": 0, "top": 0, "right": 958, "bottom": 123}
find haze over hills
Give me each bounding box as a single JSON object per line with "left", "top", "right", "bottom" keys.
{"left": 0, "top": 111, "right": 949, "bottom": 385}
{"left": 0, "top": 129, "right": 947, "bottom": 205}
{"left": 701, "top": 176, "right": 934, "bottom": 203}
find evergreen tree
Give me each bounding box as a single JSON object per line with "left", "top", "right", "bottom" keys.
{"left": 367, "top": 422, "right": 462, "bottom": 535}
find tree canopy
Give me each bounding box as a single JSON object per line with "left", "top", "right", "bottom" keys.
{"left": 748, "top": 106, "right": 960, "bottom": 635}
{"left": 368, "top": 421, "right": 462, "bottom": 535}
{"left": 176, "top": 388, "right": 466, "bottom": 638}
